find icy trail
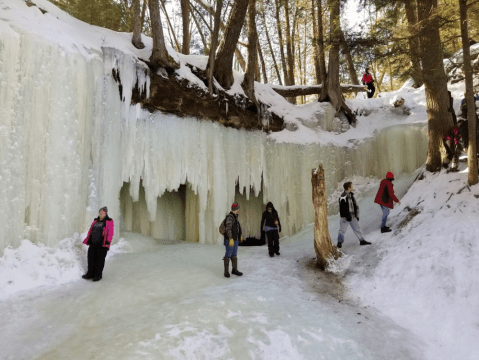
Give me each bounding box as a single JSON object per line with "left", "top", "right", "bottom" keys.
{"left": 0, "top": 175, "right": 425, "bottom": 360}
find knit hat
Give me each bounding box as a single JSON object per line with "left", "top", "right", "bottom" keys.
{"left": 386, "top": 172, "right": 394, "bottom": 180}
{"left": 99, "top": 206, "right": 108, "bottom": 213}
{"left": 231, "top": 202, "right": 240, "bottom": 211}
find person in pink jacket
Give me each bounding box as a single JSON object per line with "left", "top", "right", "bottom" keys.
{"left": 82, "top": 206, "right": 114, "bottom": 281}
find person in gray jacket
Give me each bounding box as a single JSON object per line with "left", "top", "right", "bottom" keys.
{"left": 223, "top": 202, "right": 243, "bottom": 278}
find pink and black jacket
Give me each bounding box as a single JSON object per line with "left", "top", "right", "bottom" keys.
{"left": 83, "top": 217, "right": 114, "bottom": 249}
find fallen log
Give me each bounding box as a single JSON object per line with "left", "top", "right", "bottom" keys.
{"left": 270, "top": 84, "right": 367, "bottom": 97}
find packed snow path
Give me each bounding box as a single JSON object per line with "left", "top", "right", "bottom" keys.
{"left": 0, "top": 178, "right": 425, "bottom": 360}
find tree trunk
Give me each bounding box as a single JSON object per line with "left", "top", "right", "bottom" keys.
{"left": 148, "top": 0, "right": 180, "bottom": 69}
{"left": 132, "top": 0, "right": 145, "bottom": 49}
{"left": 404, "top": 0, "right": 423, "bottom": 88}
{"left": 285, "top": 0, "right": 296, "bottom": 86}
{"left": 270, "top": 84, "right": 367, "bottom": 97}
{"left": 316, "top": 0, "right": 327, "bottom": 95}
{"left": 311, "top": 165, "right": 338, "bottom": 270}
{"left": 417, "top": 0, "right": 451, "bottom": 172}
{"left": 181, "top": 0, "right": 191, "bottom": 54}
{"left": 190, "top": 7, "right": 209, "bottom": 54}
{"left": 340, "top": 30, "right": 359, "bottom": 85}
{"left": 213, "top": 0, "right": 250, "bottom": 89}
{"left": 242, "top": 0, "right": 258, "bottom": 105}
{"left": 257, "top": 37, "right": 268, "bottom": 83}
{"left": 160, "top": 0, "right": 181, "bottom": 52}
{"left": 262, "top": 9, "right": 283, "bottom": 85}
{"left": 206, "top": 0, "right": 223, "bottom": 94}
{"left": 460, "top": 0, "right": 479, "bottom": 185}
{"left": 322, "top": 0, "right": 355, "bottom": 123}
{"left": 274, "top": 0, "right": 289, "bottom": 86}
{"left": 311, "top": 0, "right": 321, "bottom": 85}
{"left": 190, "top": 0, "right": 247, "bottom": 71}
{"left": 140, "top": 0, "right": 147, "bottom": 32}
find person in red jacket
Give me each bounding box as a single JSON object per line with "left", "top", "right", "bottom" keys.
{"left": 374, "top": 173, "right": 401, "bottom": 233}
{"left": 362, "top": 68, "right": 375, "bottom": 99}
{"left": 82, "top": 206, "right": 114, "bottom": 281}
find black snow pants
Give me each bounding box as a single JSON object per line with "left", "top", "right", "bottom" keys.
{"left": 367, "top": 83, "right": 375, "bottom": 99}
{"left": 86, "top": 245, "right": 108, "bottom": 278}
{"left": 266, "top": 230, "right": 280, "bottom": 255}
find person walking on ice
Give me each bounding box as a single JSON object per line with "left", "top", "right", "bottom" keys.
{"left": 221, "top": 202, "right": 243, "bottom": 278}
{"left": 374, "top": 172, "right": 401, "bottom": 233}
{"left": 260, "top": 202, "right": 282, "bottom": 257}
{"left": 337, "top": 182, "right": 371, "bottom": 248}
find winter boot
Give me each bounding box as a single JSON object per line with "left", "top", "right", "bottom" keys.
{"left": 381, "top": 226, "right": 392, "bottom": 233}
{"left": 82, "top": 274, "right": 93, "bottom": 280}
{"left": 223, "top": 257, "right": 230, "bottom": 278}
{"left": 359, "top": 240, "right": 372, "bottom": 245}
{"left": 337, "top": 241, "right": 342, "bottom": 249}
{"left": 231, "top": 256, "right": 243, "bottom": 276}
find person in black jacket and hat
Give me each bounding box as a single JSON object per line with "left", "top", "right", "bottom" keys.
{"left": 260, "top": 202, "right": 282, "bottom": 257}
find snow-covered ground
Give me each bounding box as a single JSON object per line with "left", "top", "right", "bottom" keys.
{"left": 1, "top": 170, "right": 478, "bottom": 360}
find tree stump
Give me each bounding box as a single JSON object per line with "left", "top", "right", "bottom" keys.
{"left": 311, "top": 165, "right": 339, "bottom": 270}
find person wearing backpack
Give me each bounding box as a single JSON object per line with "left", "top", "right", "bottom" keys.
{"left": 260, "top": 202, "right": 282, "bottom": 257}
{"left": 374, "top": 172, "right": 401, "bottom": 233}
{"left": 220, "top": 202, "right": 243, "bottom": 278}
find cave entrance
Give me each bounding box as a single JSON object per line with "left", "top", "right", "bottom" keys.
{"left": 119, "top": 181, "right": 199, "bottom": 242}
{"left": 234, "top": 183, "right": 266, "bottom": 246}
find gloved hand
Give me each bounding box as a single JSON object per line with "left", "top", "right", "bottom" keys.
{"left": 228, "top": 239, "right": 234, "bottom": 247}
{"left": 356, "top": 217, "right": 359, "bottom": 221}
{"left": 240, "top": 236, "right": 243, "bottom": 243}
{"left": 346, "top": 215, "right": 352, "bottom": 222}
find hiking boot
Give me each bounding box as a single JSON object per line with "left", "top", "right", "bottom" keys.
{"left": 381, "top": 226, "right": 392, "bottom": 233}
{"left": 359, "top": 240, "right": 371, "bottom": 245}
{"left": 82, "top": 274, "right": 93, "bottom": 280}
{"left": 231, "top": 257, "right": 243, "bottom": 276}
{"left": 92, "top": 277, "right": 102, "bottom": 282}
{"left": 223, "top": 257, "right": 230, "bottom": 278}
{"left": 337, "top": 241, "right": 342, "bottom": 249}
{"left": 269, "top": 253, "right": 274, "bottom": 257}
{"left": 275, "top": 252, "right": 280, "bottom": 256}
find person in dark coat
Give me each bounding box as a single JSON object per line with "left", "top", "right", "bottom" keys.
{"left": 374, "top": 173, "right": 401, "bottom": 233}
{"left": 337, "top": 182, "right": 371, "bottom": 248}
{"left": 82, "top": 206, "right": 114, "bottom": 281}
{"left": 223, "top": 202, "right": 243, "bottom": 278}
{"left": 362, "top": 68, "right": 375, "bottom": 99}
{"left": 260, "top": 202, "right": 282, "bottom": 257}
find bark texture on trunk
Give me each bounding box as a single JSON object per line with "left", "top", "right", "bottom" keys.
{"left": 270, "top": 84, "right": 367, "bottom": 96}
{"left": 274, "top": 0, "right": 289, "bottom": 86}
{"left": 262, "top": 9, "right": 282, "bottom": 85}
{"left": 181, "top": 0, "right": 190, "bottom": 54}
{"left": 417, "top": 0, "right": 451, "bottom": 172}
{"left": 242, "top": 0, "right": 258, "bottom": 105}
{"left": 311, "top": 165, "right": 338, "bottom": 270}
{"left": 340, "top": 30, "right": 359, "bottom": 85}
{"left": 213, "top": 0, "right": 250, "bottom": 89}
{"left": 404, "top": 0, "right": 422, "bottom": 87}
{"left": 206, "top": 0, "right": 223, "bottom": 94}
{"left": 460, "top": 0, "right": 478, "bottom": 185}
{"left": 148, "top": 0, "right": 180, "bottom": 69}
{"left": 132, "top": 0, "right": 145, "bottom": 49}
{"left": 316, "top": 0, "right": 327, "bottom": 96}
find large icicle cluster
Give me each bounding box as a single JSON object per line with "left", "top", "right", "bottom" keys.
{"left": 0, "top": 8, "right": 428, "bottom": 253}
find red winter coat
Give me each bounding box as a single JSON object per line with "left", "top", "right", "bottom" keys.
{"left": 362, "top": 73, "right": 373, "bottom": 84}
{"left": 374, "top": 179, "right": 399, "bottom": 209}
{"left": 83, "top": 217, "right": 114, "bottom": 249}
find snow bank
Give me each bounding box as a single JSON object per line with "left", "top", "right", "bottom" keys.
{"left": 346, "top": 170, "right": 479, "bottom": 360}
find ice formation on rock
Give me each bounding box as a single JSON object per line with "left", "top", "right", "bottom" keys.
{"left": 0, "top": 1, "right": 428, "bottom": 252}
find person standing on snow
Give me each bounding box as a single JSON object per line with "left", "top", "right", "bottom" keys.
{"left": 260, "top": 202, "right": 282, "bottom": 257}
{"left": 337, "top": 182, "right": 371, "bottom": 248}
{"left": 223, "top": 202, "right": 243, "bottom": 278}
{"left": 82, "top": 206, "right": 114, "bottom": 282}
{"left": 362, "top": 68, "right": 375, "bottom": 99}
{"left": 374, "top": 173, "right": 401, "bottom": 233}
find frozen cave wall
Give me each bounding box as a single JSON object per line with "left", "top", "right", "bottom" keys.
{"left": 0, "top": 26, "right": 428, "bottom": 252}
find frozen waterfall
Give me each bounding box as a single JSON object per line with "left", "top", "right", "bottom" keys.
{"left": 0, "top": 15, "right": 428, "bottom": 253}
